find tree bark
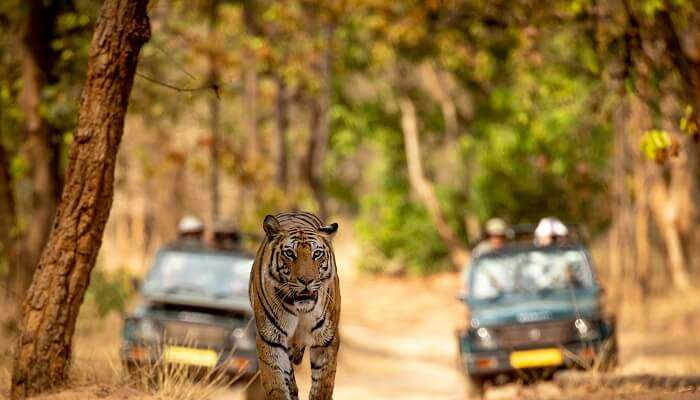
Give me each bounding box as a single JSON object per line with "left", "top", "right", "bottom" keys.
{"left": 633, "top": 162, "right": 651, "bottom": 297}
{"left": 610, "top": 95, "right": 639, "bottom": 298}
{"left": 399, "top": 97, "right": 470, "bottom": 270}
{"left": 667, "top": 143, "right": 695, "bottom": 285}
{"left": 15, "top": 0, "right": 63, "bottom": 299}
{"left": 274, "top": 75, "right": 290, "bottom": 190}
{"left": 649, "top": 175, "right": 691, "bottom": 290}
{"left": 243, "top": 0, "right": 260, "bottom": 159}
{"left": 0, "top": 143, "right": 18, "bottom": 301}
{"left": 657, "top": 8, "right": 700, "bottom": 112}
{"left": 305, "top": 24, "right": 334, "bottom": 220}
{"left": 10, "top": 0, "right": 150, "bottom": 397}
{"left": 208, "top": 0, "right": 221, "bottom": 225}
{"left": 419, "top": 63, "right": 458, "bottom": 141}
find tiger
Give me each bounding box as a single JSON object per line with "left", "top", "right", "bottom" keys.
{"left": 249, "top": 211, "right": 341, "bottom": 400}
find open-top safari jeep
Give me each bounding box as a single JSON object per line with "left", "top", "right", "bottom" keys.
{"left": 457, "top": 226, "right": 617, "bottom": 396}
{"left": 121, "top": 241, "right": 260, "bottom": 391}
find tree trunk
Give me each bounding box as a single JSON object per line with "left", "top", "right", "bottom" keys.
{"left": 417, "top": 63, "right": 464, "bottom": 184}
{"left": 10, "top": 0, "right": 150, "bottom": 397}
{"left": 307, "top": 101, "right": 328, "bottom": 220}
{"left": 15, "top": 0, "right": 63, "bottom": 299}
{"left": 419, "top": 63, "right": 458, "bottom": 141}
{"left": 274, "top": 75, "right": 290, "bottom": 191}
{"left": 398, "top": 97, "right": 470, "bottom": 269}
{"left": 667, "top": 144, "right": 695, "bottom": 284}
{"left": 649, "top": 175, "right": 691, "bottom": 290}
{"left": 657, "top": 9, "right": 700, "bottom": 112}
{"left": 305, "top": 24, "right": 334, "bottom": 220}
{"left": 633, "top": 162, "right": 651, "bottom": 297}
{"left": 0, "top": 143, "right": 17, "bottom": 301}
{"left": 609, "top": 98, "right": 627, "bottom": 293}
{"left": 243, "top": 0, "right": 259, "bottom": 160}
{"left": 208, "top": 0, "right": 220, "bottom": 225}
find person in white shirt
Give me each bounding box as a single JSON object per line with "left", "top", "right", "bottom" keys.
{"left": 534, "top": 217, "right": 568, "bottom": 246}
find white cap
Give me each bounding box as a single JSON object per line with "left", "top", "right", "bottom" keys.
{"left": 178, "top": 215, "right": 204, "bottom": 234}
{"left": 534, "top": 217, "right": 568, "bottom": 239}
{"left": 485, "top": 218, "right": 509, "bottom": 236}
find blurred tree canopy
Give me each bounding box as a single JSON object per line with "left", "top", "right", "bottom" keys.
{"left": 0, "top": 0, "right": 699, "bottom": 289}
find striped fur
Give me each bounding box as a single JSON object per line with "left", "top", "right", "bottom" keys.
{"left": 249, "top": 211, "right": 340, "bottom": 400}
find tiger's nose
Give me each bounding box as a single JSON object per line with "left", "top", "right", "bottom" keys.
{"left": 298, "top": 277, "right": 314, "bottom": 286}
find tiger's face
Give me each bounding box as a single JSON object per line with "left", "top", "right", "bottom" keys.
{"left": 264, "top": 215, "right": 338, "bottom": 313}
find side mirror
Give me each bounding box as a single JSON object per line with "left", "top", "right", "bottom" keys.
{"left": 130, "top": 277, "right": 141, "bottom": 292}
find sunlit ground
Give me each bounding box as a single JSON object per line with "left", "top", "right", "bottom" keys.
{"left": 1, "top": 236, "right": 699, "bottom": 399}
{"left": 2, "top": 274, "right": 699, "bottom": 399}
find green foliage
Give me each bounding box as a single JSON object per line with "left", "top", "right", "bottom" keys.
{"left": 680, "top": 106, "right": 699, "bottom": 140}
{"left": 353, "top": 127, "right": 450, "bottom": 274}
{"left": 329, "top": 98, "right": 451, "bottom": 274}
{"left": 467, "top": 30, "right": 611, "bottom": 224}
{"left": 641, "top": 129, "right": 679, "bottom": 164}
{"left": 84, "top": 269, "right": 133, "bottom": 318}
{"left": 356, "top": 190, "right": 449, "bottom": 274}
{"left": 326, "top": 6, "right": 613, "bottom": 274}
{"left": 3, "top": 0, "right": 695, "bottom": 278}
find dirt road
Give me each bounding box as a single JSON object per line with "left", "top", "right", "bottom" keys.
{"left": 214, "top": 274, "right": 465, "bottom": 400}
{"left": 310, "top": 274, "right": 700, "bottom": 400}
{"left": 220, "top": 273, "right": 700, "bottom": 400}
{"left": 13, "top": 269, "right": 700, "bottom": 399}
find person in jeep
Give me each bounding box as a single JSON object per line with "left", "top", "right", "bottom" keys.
{"left": 460, "top": 218, "right": 511, "bottom": 297}
{"left": 473, "top": 218, "right": 511, "bottom": 257}
{"left": 174, "top": 215, "right": 206, "bottom": 247}
{"left": 534, "top": 217, "right": 568, "bottom": 246}
{"left": 121, "top": 228, "right": 262, "bottom": 399}
{"left": 212, "top": 220, "right": 242, "bottom": 251}
{"left": 457, "top": 223, "right": 617, "bottom": 396}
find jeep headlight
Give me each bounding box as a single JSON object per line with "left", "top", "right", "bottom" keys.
{"left": 230, "top": 327, "right": 255, "bottom": 351}
{"left": 574, "top": 318, "right": 597, "bottom": 340}
{"left": 475, "top": 327, "right": 497, "bottom": 349}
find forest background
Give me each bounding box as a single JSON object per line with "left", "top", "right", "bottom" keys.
{"left": 0, "top": 0, "right": 699, "bottom": 327}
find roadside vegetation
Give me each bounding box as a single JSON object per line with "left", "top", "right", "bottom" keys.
{"left": 0, "top": 0, "right": 699, "bottom": 398}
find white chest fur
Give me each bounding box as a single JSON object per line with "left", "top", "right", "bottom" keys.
{"left": 290, "top": 301, "right": 324, "bottom": 348}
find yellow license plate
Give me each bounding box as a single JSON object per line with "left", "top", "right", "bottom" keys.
{"left": 510, "top": 348, "right": 563, "bottom": 369}
{"left": 163, "top": 346, "right": 219, "bottom": 367}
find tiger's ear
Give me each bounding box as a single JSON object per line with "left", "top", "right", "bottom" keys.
{"left": 263, "top": 215, "right": 282, "bottom": 238}
{"left": 318, "top": 222, "right": 339, "bottom": 238}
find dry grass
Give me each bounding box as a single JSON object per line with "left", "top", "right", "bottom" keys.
{"left": 123, "top": 359, "right": 234, "bottom": 400}
{"left": 0, "top": 299, "right": 254, "bottom": 400}
{"left": 1, "top": 272, "right": 699, "bottom": 399}
{"left": 74, "top": 307, "right": 258, "bottom": 400}
{"left": 121, "top": 334, "right": 257, "bottom": 400}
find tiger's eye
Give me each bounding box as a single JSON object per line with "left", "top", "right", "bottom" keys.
{"left": 283, "top": 249, "right": 296, "bottom": 259}
{"left": 313, "top": 249, "right": 324, "bottom": 260}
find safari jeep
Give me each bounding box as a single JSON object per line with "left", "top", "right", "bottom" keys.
{"left": 121, "top": 242, "right": 258, "bottom": 382}
{"left": 457, "top": 239, "right": 617, "bottom": 395}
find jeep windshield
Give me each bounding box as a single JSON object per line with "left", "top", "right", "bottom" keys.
{"left": 469, "top": 246, "right": 594, "bottom": 300}
{"left": 142, "top": 249, "right": 252, "bottom": 301}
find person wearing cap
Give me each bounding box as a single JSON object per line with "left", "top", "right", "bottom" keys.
{"left": 175, "top": 215, "right": 205, "bottom": 246}
{"left": 472, "top": 218, "right": 510, "bottom": 258}
{"left": 534, "top": 217, "right": 568, "bottom": 246}
{"left": 458, "top": 218, "right": 510, "bottom": 300}
{"left": 212, "top": 220, "right": 242, "bottom": 250}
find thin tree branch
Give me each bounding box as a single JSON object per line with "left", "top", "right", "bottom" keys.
{"left": 148, "top": 41, "right": 196, "bottom": 80}
{"left": 135, "top": 71, "right": 220, "bottom": 98}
